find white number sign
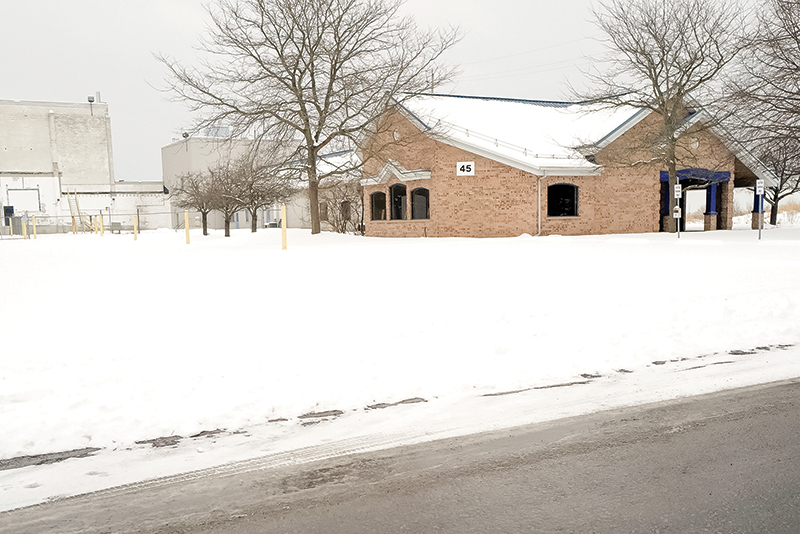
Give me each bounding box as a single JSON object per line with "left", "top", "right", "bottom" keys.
{"left": 457, "top": 162, "right": 475, "bottom": 176}
{"left": 756, "top": 179, "right": 765, "bottom": 195}
{"left": 674, "top": 184, "right": 682, "bottom": 199}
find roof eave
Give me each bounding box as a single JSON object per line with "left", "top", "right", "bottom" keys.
{"left": 436, "top": 135, "right": 603, "bottom": 177}
{"left": 592, "top": 108, "right": 652, "bottom": 152}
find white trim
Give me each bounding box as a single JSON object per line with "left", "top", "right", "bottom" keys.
{"left": 593, "top": 104, "right": 778, "bottom": 187}
{"left": 592, "top": 108, "right": 652, "bottom": 151}
{"left": 688, "top": 111, "right": 779, "bottom": 187}
{"left": 361, "top": 160, "right": 431, "bottom": 186}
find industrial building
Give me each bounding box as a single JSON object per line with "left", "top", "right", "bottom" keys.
{"left": 1, "top": 95, "right": 169, "bottom": 235}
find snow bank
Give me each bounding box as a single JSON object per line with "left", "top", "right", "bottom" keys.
{"left": 1, "top": 225, "right": 799, "bottom": 460}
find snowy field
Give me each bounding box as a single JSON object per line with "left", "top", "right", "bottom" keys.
{"left": 1, "top": 218, "right": 800, "bottom": 510}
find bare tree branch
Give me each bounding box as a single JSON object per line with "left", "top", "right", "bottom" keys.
{"left": 169, "top": 171, "right": 216, "bottom": 235}
{"left": 575, "top": 0, "right": 746, "bottom": 232}
{"left": 159, "top": 0, "right": 460, "bottom": 234}
{"left": 725, "top": 1, "right": 800, "bottom": 222}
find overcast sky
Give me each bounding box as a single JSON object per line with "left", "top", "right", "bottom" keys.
{"left": 0, "top": 0, "right": 603, "bottom": 183}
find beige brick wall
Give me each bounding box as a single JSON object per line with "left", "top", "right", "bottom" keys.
{"left": 365, "top": 145, "right": 540, "bottom": 238}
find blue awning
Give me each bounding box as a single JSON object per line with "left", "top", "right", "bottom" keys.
{"left": 660, "top": 169, "right": 731, "bottom": 183}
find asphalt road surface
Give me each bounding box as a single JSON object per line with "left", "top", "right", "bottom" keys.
{"left": 3, "top": 379, "right": 799, "bottom": 533}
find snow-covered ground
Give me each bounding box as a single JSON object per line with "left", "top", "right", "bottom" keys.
{"left": 1, "top": 218, "right": 799, "bottom": 511}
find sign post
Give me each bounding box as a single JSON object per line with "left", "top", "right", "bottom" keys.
{"left": 281, "top": 205, "right": 287, "bottom": 250}
{"left": 674, "top": 184, "right": 682, "bottom": 238}
{"left": 756, "top": 179, "right": 765, "bottom": 241}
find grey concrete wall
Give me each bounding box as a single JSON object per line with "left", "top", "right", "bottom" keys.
{"left": 0, "top": 99, "right": 114, "bottom": 187}
{"left": 161, "top": 137, "right": 311, "bottom": 230}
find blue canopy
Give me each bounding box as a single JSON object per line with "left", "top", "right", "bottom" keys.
{"left": 660, "top": 169, "right": 731, "bottom": 183}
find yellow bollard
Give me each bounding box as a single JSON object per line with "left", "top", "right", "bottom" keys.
{"left": 99, "top": 213, "right": 104, "bottom": 236}
{"left": 32, "top": 216, "right": 37, "bottom": 239}
{"left": 22, "top": 221, "right": 28, "bottom": 240}
{"left": 134, "top": 215, "right": 138, "bottom": 241}
{"left": 281, "top": 205, "right": 287, "bottom": 250}
{"left": 72, "top": 216, "right": 76, "bottom": 234}
{"left": 185, "top": 211, "right": 190, "bottom": 245}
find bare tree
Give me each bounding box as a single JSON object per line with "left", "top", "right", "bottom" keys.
{"left": 732, "top": 0, "right": 800, "bottom": 141}
{"left": 170, "top": 171, "right": 215, "bottom": 235}
{"left": 754, "top": 137, "right": 800, "bottom": 225}
{"left": 237, "top": 154, "right": 298, "bottom": 232}
{"left": 577, "top": 0, "right": 745, "bottom": 232}
{"left": 159, "top": 0, "right": 459, "bottom": 235}
{"left": 309, "top": 149, "right": 363, "bottom": 234}
{"left": 319, "top": 179, "right": 364, "bottom": 234}
{"left": 726, "top": 0, "right": 800, "bottom": 222}
{"left": 209, "top": 160, "right": 245, "bottom": 237}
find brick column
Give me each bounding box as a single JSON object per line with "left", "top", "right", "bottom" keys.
{"left": 718, "top": 181, "right": 733, "bottom": 230}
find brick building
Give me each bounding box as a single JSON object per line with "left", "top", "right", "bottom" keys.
{"left": 361, "top": 94, "right": 775, "bottom": 238}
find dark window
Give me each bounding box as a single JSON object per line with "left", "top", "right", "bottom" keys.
{"left": 370, "top": 192, "right": 386, "bottom": 221}
{"left": 547, "top": 183, "right": 578, "bottom": 217}
{"left": 319, "top": 202, "right": 328, "bottom": 221}
{"left": 411, "top": 188, "right": 429, "bottom": 220}
{"left": 390, "top": 184, "right": 407, "bottom": 220}
{"left": 340, "top": 201, "right": 351, "bottom": 221}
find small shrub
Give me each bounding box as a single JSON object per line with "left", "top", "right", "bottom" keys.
{"left": 780, "top": 200, "right": 800, "bottom": 225}
{"left": 732, "top": 201, "right": 751, "bottom": 217}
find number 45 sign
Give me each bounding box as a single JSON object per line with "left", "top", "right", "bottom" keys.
{"left": 457, "top": 162, "right": 475, "bottom": 176}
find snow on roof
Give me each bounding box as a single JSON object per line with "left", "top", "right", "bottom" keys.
{"left": 316, "top": 149, "right": 361, "bottom": 178}
{"left": 397, "top": 93, "right": 644, "bottom": 176}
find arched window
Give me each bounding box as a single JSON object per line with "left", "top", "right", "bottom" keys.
{"left": 411, "top": 188, "right": 429, "bottom": 220}
{"left": 370, "top": 192, "right": 386, "bottom": 221}
{"left": 547, "top": 183, "right": 579, "bottom": 217}
{"left": 390, "top": 184, "right": 407, "bottom": 220}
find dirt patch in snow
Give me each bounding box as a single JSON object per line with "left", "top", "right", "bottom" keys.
{"left": 0, "top": 448, "right": 101, "bottom": 471}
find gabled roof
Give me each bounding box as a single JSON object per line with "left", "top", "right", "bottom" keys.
{"left": 590, "top": 100, "right": 777, "bottom": 186}
{"left": 679, "top": 107, "right": 778, "bottom": 186}
{"left": 393, "top": 93, "right": 778, "bottom": 185}
{"left": 395, "top": 93, "right": 643, "bottom": 176}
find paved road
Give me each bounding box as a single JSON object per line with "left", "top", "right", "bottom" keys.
{"left": 3, "top": 379, "right": 800, "bottom": 533}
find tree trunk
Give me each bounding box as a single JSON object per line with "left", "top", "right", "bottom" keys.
{"left": 202, "top": 211, "right": 209, "bottom": 236}
{"left": 224, "top": 215, "right": 231, "bottom": 237}
{"left": 306, "top": 147, "right": 321, "bottom": 234}
{"left": 308, "top": 179, "right": 321, "bottom": 234}
{"left": 359, "top": 193, "right": 365, "bottom": 235}
{"left": 770, "top": 199, "right": 779, "bottom": 226}
{"left": 250, "top": 209, "right": 258, "bottom": 232}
